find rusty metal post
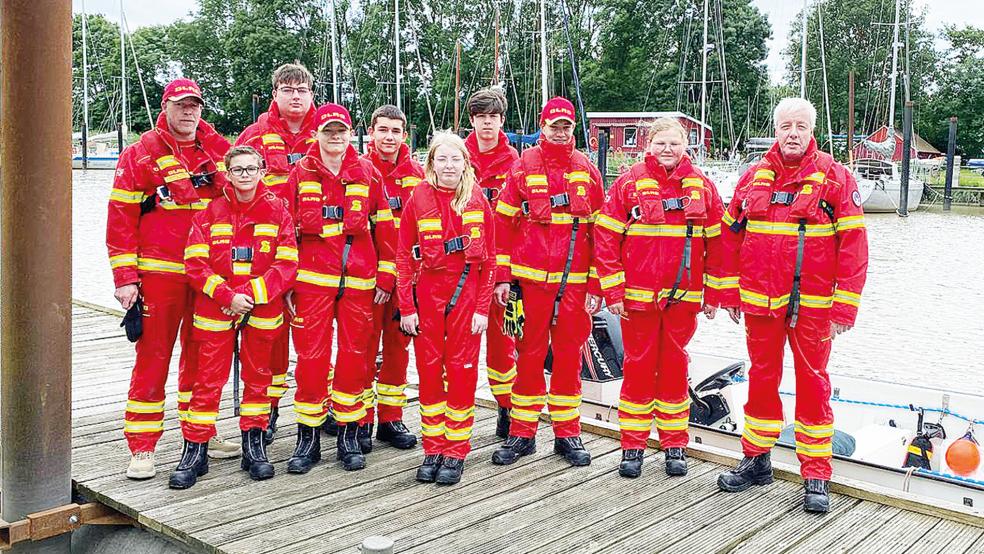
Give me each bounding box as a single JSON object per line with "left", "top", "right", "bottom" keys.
{"left": 1, "top": 1, "right": 74, "bottom": 553}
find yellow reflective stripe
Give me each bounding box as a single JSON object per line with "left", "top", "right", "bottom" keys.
{"left": 625, "top": 223, "right": 704, "bottom": 237}
{"left": 547, "top": 394, "right": 581, "bottom": 408}
{"left": 419, "top": 402, "right": 447, "bottom": 417}
{"left": 799, "top": 294, "right": 834, "bottom": 309}
{"left": 294, "top": 401, "right": 326, "bottom": 415}
{"left": 184, "top": 411, "right": 218, "bottom": 425}
{"left": 376, "top": 383, "right": 408, "bottom": 395}
{"left": 275, "top": 246, "right": 299, "bottom": 262}
{"left": 510, "top": 263, "right": 547, "bottom": 281}
{"left": 625, "top": 288, "right": 654, "bottom": 302}
{"left": 908, "top": 445, "right": 933, "bottom": 459}
{"left": 163, "top": 170, "right": 192, "bottom": 184}
{"left": 653, "top": 397, "right": 691, "bottom": 415}
{"left": 110, "top": 253, "right": 138, "bottom": 268}
{"left": 510, "top": 263, "right": 587, "bottom": 284}
{"left": 510, "top": 407, "right": 542, "bottom": 422}
{"left": 377, "top": 260, "right": 397, "bottom": 276}
{"left": 795, "top": 440, "right": 833, "bottom": 457}
{"left": 137, "top": 257, "right": 185, "bottom": 274}
{"left": 794, "top": 421, "right": 835, "bottom": 439}
{"left": 565, "top": 170, "right": 591, "bottom": 183}
{"left": 247, "top": 313, "right": 283, "bottom": 330}
{"left": 203, "top": 274, "right": 225, "bottom": 297}
{"left": 159, "top": 198, "right": 210, "bottom": 211}
{"left": 110, "top": 188, "right": 145, "bottom": 203}
{"left": 510, "top": 393, "right": 546, "bottom": 407}
{"left": 595, "top": 214, "right": 627, "bottom": 234}
{"left": 525, "top": 174, "right": 548, "bottom": 187}
{"left": 125, "top": 400, "right": 165, "bottom": 414}
{"left": 599, "top": 272, "right": 625, "bottom": 290}
{"left": 298, "top": 181, "right": 322, "bottom": 195}
{"left": 271, "top": 373, "right": 287, "bottom": 386}
{"left": 262, "top": 174, "right": 289, "bottom": 186}
{"left": 496, "top": 254, "right": 511, "bottom": 268}
{"left": 619, "top": 417, "right": 654, "bottom": 431}
{"left": 549, "top": 407, "right": 580, "bottom": 422}
{"left": 184, "top": 244, "right": 209, "bottom": 259}
{"left": 250, "top": 277, "right": 269, "bottom": 304}
{"left": 754, "top": 169, "right": 776, "bottom": 181}
{"left": 417, "top": 218, "right": 442, "bottom": 232}
{"left": 375, "top": 209, "right": 394, "bottom": 223}
{"left": 296, "top": 270, "right": 376, "bottom": 290}
{"left": 490, "top": 383, "right": 513, "bottom": 395}
{"left": 176, "top": 390, "right": 192, "bottom": 403}
{"left": 836, "top": 215, "right": 866, "bottom": 232}
{"left": 634, "top": 178, "right": 659, "bottom": 190}
{"left": 377, "top": 395, "right": 408, "bottom": 407}
{"left": 253, "top": 224, "right": 279, "bottom": 237}
{"left": 619, "top": 399, "right": 655, "bottom": 415}
{"left": 445, "top": 426, "right": 473, "bottom": 441}
{"left": 331, "top": 389, "right": 363, "bottom": 405}
{"left": 745, "top": 220, "right": 835, "bottom": 237}
{"left": 239, "top": 403, "right": 271, "bottom": 416}
{"left": 744, "top": 415, "right": 783, "bottom": 433}
{"left": 704, "top": 274, "right": 739, "bottom": 290}
{"left": 421, "top": 422, "right": 446, "bottom": 437}
{"left": 589, "top": 266, "right": 599, "bottom": 279}
{"left": 261, "top": 133, "right": 285, "bottom": 145}
{"left": 297, "top": 413, "right": 328, "bottom": 427}
{"left": 655, "top": 416, "right": 689, "bottom": 431}
{"left": 346, "top": 183, "right": 370, "bottom": 197}
{"left": 321, "top": 222, "right": 344, "bottom": 237}
{"left": 486, "top": 365, "right": 517, "bottom": 382}
{"left": 496, "top": 201, "right": 521, "bottom": 217}
{"left": 446, "top": 407, "right": 476, "bottom": 422}
{"left": 803, "top": 172, "right": 826, "bottom": 183}
{"left": 462, "top": 210, "right": 484, "bottom": 224}
{"left": 334, "top": 407, "right": 368, "bottom": 423}
{"left": 722, "top": 211, "right": 737, "bottom": 226}
{"left": 833, "top": 288, "right": 861, "bottom": 308}
{"left": 233, "top": 262, "right": 253, "bottom": 276}
{"left": 193, "top": 314, "right": 233, "bottom": 332}
{"left": 703, "top": 223, "right": 722, "bottom": 238}
{"left": 210, "top": 224, "right": 234, "bottom": 237}
{"left": 682, "top": 177, "right": 704, "bottom": 188}
{"left": 155, "top": 155, "right": 181, "bottom": 169}
{"left": 400, "top": 176, "right": 422, "bottom": 188}
{"left": 124, "top": 420, "right": 164, "bottom": 433}
{"left": 743, "top": 428, "right": 779, "bottom": 448}
{"left": 550, "top": 213, "right": 591, "bottom": 225}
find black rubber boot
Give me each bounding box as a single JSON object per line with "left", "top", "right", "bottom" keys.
{"left": 619, "top": 449, "right": 644, "bottom": 478}
{"left": 337, "top": 422, "right": 366, "bottom": 471}
{"left": 263, "top": 405, "right": 279, "bottom": 446}
{"left": 241, "top": 428, "right": 275, "bottom": 481}
{"left": 436, "top": 457, "right": 465, "bottom": 485}
{"left": 491, "top": 436, "right": 536, "bottom": 465}
{"left": 495, "top": 407, "right": 511, "bottom": 439}
{"left": 554, "top": 436, "right": 592, "bottom": 466}
{"left": 168, "top": 440, "right": 209, "bottom": 489}
{"left": 664, "top": 447, "right": 688, "bottom": 476}
{"left": 803, "top": 479, "right": 831, "bottom": 513}
{"left": 357, "top": 423, "right": 374, "bottom": 454}
{"left": 286, "top": 424, "right": 321, "bottom": 474}
{"left": 377, "top": 421, "right": 418, "bottom": 449}
{"left": 415, "top": 454, "right": 444, "bottom": 483}
{"left": 717, "top": 453, "right": 774, "bottom": 492}
{"left": 321, "top": 411, "right": 339, "bottom": 436}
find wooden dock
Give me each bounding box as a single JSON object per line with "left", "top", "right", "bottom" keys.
{"left": 70, "top": 302, "right": 984, "bottom": 553}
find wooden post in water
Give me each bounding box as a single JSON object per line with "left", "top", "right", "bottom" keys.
{"left": 944, "top": 117, "right": 957, "bottom": 212}
{"left": 1, "top": 1, "right": 74, "bottom": 552}
{"left": 898, "top": 101, "right": 913, "bottom": 217}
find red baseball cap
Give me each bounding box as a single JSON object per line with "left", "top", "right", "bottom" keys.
{"left": 541, "top": 97, "right": 576, "bottom": 125}
{"left": 315, "top": 103, "right": 353, "bottom": 131}
{"left": 161, "top": 78, "right": 203, "bottom": 104}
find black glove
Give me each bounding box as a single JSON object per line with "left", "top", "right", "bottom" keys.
{"left": 139, "top": 194, "right": 158, "bottom": 215}
{"left": 120, "top": 298, "right": 143, "bottom": 342}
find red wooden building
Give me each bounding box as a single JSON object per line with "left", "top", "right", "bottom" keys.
{"left": 586, "top": 111, "right": 713, "bottom": 155}
{"left": 852, "top": 125, "right": 942, "bottom": 162}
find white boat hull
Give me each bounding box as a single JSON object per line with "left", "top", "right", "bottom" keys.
{"left": 862, "top": 176, "right": 923, "bottom": 212}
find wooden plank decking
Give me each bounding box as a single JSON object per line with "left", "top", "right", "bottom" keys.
{"left": 70, "top": 302, "right": 984, "bottom": 553}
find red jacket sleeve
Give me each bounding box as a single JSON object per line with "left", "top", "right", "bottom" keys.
{"left": 184, "top": 211, "right": 238, "bottom": 308}
{"left": 106, "top": 146, "right": 145, "bottom": 288}
{"left": 830, "top": 168, "right": 868, "bottom": 325}
{"left": 370, "top": 169, "right": 398, "bottom": 293}
{"left": 396, "top": 197, "right": 419, "bottom": 316}
{"left": 474, "top": 197, "right": 497, "bottom": 317}
{"left": 719, "top": 171, "right": 755, "bottom": 308}
{"left": 586, "top": 164, "right": 606, "bottom": 296}
{"left": 701, "top": 176, "right": 727, "bottom": 307}
{"left": 493, "top": 167, "right": 525, "bottom": 283}
{"left": 240, "top": 208, "right": 298, "bottom": 304}
{"left": 593, "top": 174, "right": 631, "bottom": 305}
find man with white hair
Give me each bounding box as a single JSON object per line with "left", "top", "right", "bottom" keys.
{"left": 715, "top": 97, "right": 868, "bottom": 513}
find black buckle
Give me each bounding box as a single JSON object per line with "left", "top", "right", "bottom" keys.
{"left": 483, "top": 187, "right": 499, "bottom": 202}
{"left": 443, "top": 236, "right": 468, "bottom": 255}
{"left": 662, "top": 197, "right": 687, "bottom": 210}
{"left": 549, "top": 193, "right": 570, "bottom": 208}
{"left": 156, "top": 185, "right": 171, "bottom": 201}
{"left": 411, "top": 244, "right": 422, "bottom": 261}
{"left": 190, "top": 172, "right": 214, "bottom": 188}
{"left": 231, "top": 246, "right": 253, "bottom": 262}
{"left": 287, "top": 152, "right": 304, "bottom": 165}
{"left": 322, "top": 205, "right": 344, "bottom": 220}
{"left": 770, "top": 191, "right": 796, "bottom": 205}
{"left": 388, "top": 196, "right": 403, "bottom": 210}
{"left": 630, "top": 205, "right": 642, "bottom": 220}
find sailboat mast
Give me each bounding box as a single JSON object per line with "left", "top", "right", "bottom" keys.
{"left": 330, "top": 0, "right": 339, "bottom": 102}
{"left": 887, "top": 0, "right": 901, "bottom": 132}
{"left": 454, "top": 40, "right": 461, "bottom": 132}
{"left": 394, "top": 0, "right": 402, "bottom": 109}
{"left": 800, "top": 0, "right": 808, "bottom": 98}
{"left": 82, "top": 0, "right": 90, "bottom": 163}
{"left": 493, "top": 7, "right": 500, "bottom": 85}
{"left": 817, "top": 2, "right": 834, "bottom": 152}
{"left": 540, "top": 0, "right": 548, "bottom": 107}
{"left": 699, "top": 0, "right": 709, "bottom": 158}
{"left": 119, "top": 0, "right": 127, "bottom": 142}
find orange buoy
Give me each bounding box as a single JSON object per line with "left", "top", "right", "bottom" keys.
{"left": 945, "top": 432, "right": 981, "bottom": 477}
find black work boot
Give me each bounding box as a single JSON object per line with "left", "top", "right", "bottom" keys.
{"left": 286, "top": 424, "right": 321, "bottom": 474}
{"left": 554, "top": 436, "right": 592, "bottom": 466}
{"left": 321, "top": 411, "right": 339, "bottom": 436}
{"left": 337, "top": 422, "right": 367, "bottom": 471}
{"left": 357, "top": 423, "right": 374, "bottom": 454}
{"left": 415, "top": 454, "right": 444, "bottom": 482}
{"left": 717, "top": 453, "right": 774, "bottom": 492}
{"left": 495, "top": 407, "right": 511, "bottom": 439}
{"left": 263, "top": 405, "right": 279, "bottom": 446}
{"left": 241, "top": 428, "right": 275, "bottom": 481}
{"left": 491, "top": 435, "right": 536, "bottom": 465}
{"left": 168, "top": 440, "right": 209, "bottom": 489}
{"left": 664, "top": 447, "right": 688, "bottom": 476}
{"left": 436, "top": 457, "right": 465, "bottom": 485}
{"left": 377, "top": 421, "right": 418, "bottom": 449}
{"left": 803, "top": 479, "right": 831, "bottom": 513}
{"left": 619, "top": 449, "right": 644, "bottom": 478}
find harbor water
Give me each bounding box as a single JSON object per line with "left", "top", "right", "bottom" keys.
{"left": 74, "top": 169, "right": 984, "bottom": 396}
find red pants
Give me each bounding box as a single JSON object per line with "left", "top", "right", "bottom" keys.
{"left": 123, "top": 274, "right": 198, "bottom": 453}
{"left": 414, "top": 270, "right": 481, "bottom": 460}
{"left": 291, "top": 290, "right": 372, "bottom": 428}
{"left": 617, "top": 307, "right": 697, "bottom": 450}
{"left": 741, "top": 314, "right": 834, "bottom": 480}
{"left": 363, "top": 297, "right": 411, "bottom": 424}
{"left": 267, "top": 311, "right": 291, "bottom": 407}
{"left": 510, "top": 283, "right": 591, "bottom": 439}
{"left": 478, "top": 301, "right": 516, "bottom": 408}
{"left": 180, "top": 323, "right": 275, "bottom": 443}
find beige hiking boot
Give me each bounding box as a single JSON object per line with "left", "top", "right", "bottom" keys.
{"left": 207, "top": 436, "right": 242, "bottom": 459}
{"left": 126, "top": 451, "right": 156, "bottom": 480}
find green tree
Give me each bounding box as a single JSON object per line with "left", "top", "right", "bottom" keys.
{"left": 920, "top": 26, "right": 984, "bottom": 158}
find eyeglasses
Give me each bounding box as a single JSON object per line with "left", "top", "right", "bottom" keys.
{"left": 228, "top": 166, "right": 261, "bottom": 177}
{"left": 278, "top": 86, "right": 312, "bottom": 96}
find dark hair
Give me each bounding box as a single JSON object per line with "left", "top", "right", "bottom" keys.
{"left": 224, "top": 145, "right": 263, "bottom": 169}
{"left": 467, "top": 88, "right": 508, "bottom": 117}
{"left": 370, "top": 104, "right": 408, "bottom": 129}
{"left": 272, "top": 63, "right": 314, "bottom": 89}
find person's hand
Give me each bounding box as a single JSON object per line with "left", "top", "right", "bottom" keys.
{"left": 114, "top": 284, "right": 140, "bottom": 310}
{"left": 585, "top": 294, "right": 602, "bottom": 315}
{"left": 374, "top": 287, "right": 392, "bottom": 304}
{"left": 471, "top": 313, "right": 489, "bottom": 335}
{"left": 494, "top": 283, "right": 511, "bottom": 307}
{"left": 724, "top": 306, "right": 741, "bottom": 324}
{"left": 607, "top": 301, "right": 626, "bottom": 318}
{"left": 400, "top": 313, "right": 420, "bottom": 336}
{"left": 284, "top": 290, "right": 296, "bottom": 317}
{"left": 831, "top": 322, "right": 852, "bottom": 338}
{"left": 229, "top": 293, "right": 254, "bottom": 316}
{"left": 703, "top": 305, "right": 718, "bottom": 319}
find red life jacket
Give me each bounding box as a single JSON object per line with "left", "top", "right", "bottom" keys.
{"left": 250, "top": 103, "right": 317, "bottom": 175}
{"left": 518, "top": 146, "right": 593, "bottom": 223}
{"left": 626, "top": 155, "right": 709, "bottom": 224}
{"left": 413, "top": 182, "right": 488, "bottom": 270}
{"left": 293, "top": 145, "right": 373, "bottom": 237}
{"left": 138, "top": 112, "right": 230, "bottom": 205}
{"left": 741, "top": 151, "right": 836, "bottom": 221}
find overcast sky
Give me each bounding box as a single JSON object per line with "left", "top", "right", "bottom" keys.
{"left": 73, "top": 0, "right": 984, "bottom": 84}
